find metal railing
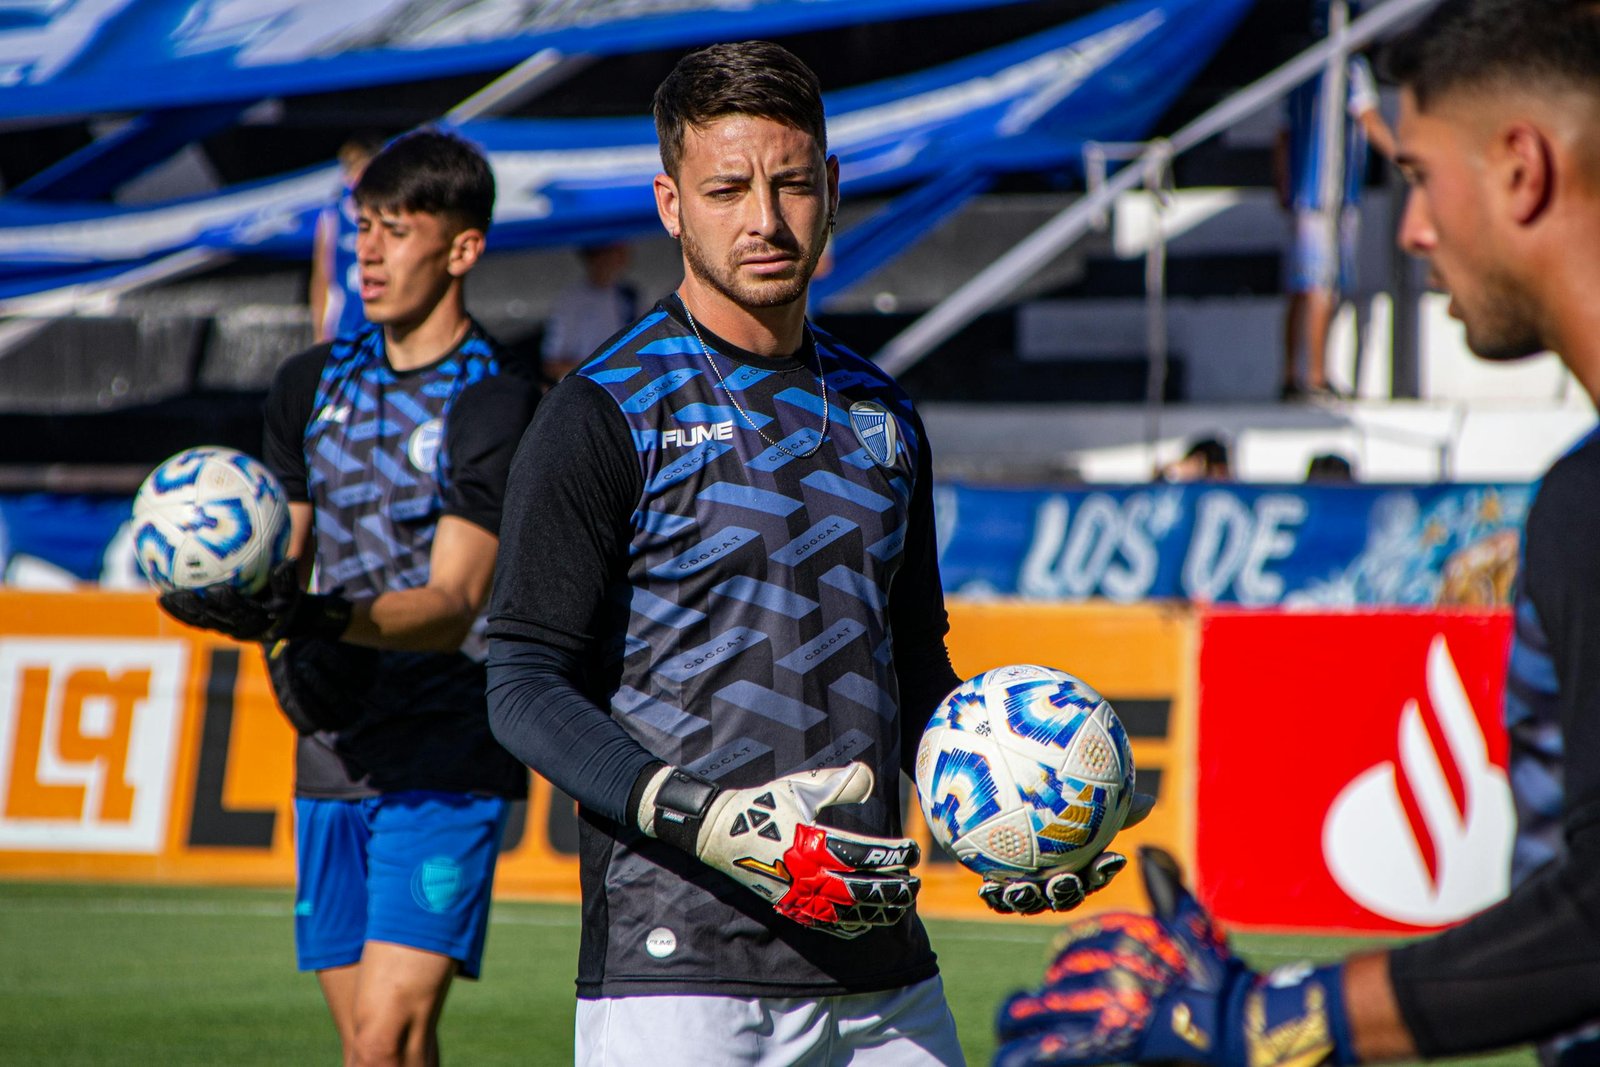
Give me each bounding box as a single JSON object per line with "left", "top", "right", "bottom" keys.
{"left": 873, "top": 0, "right": 1442, "bottom": 379}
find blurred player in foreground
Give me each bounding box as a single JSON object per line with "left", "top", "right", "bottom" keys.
{"left": 160, "top": 130, "right": 535, "bottom": 1066}
{"left": 483, "top": 40, "right": 1136, "bottom": 1066}
{"left": 996, "top": 2, "right": 1600, "bottom": 1064}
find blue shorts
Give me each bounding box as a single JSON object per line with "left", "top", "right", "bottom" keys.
{"left": 294, "top": 791, "right": 508, "bottom": 979}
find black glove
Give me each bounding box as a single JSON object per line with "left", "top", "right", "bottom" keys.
{"left": 158, "top": 560, "right": 352, "bottom": 643}
{"left": 978, "top": 791, "right": 1156, "bottom": 916}
{"left": 265, "top": 637, "right": 376, "bottom": 734}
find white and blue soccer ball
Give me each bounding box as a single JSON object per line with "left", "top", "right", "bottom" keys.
{"left": 131, "top": 446, "right": 290, "bottom": 595}
{"left": 914, "top": 664, "right": 1136, "bottom": 879}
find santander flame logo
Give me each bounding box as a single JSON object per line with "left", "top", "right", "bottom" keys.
{"left": 1322, "top": 636, "right": 1513, "bottom": 926}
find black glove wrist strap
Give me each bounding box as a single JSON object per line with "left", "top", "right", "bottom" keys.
{"left": 653, "top": 769, "right": 720, "bottom": 853}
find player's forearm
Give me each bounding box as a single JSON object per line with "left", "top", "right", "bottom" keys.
{"left": 1343, "top": 951, "right": 1418, "bottom": 1063}
{"left": 485, "top": 635, "right": 660, "bottom": 823}
{"left": 340, "top": 585, "right": 480, "bottom": 652}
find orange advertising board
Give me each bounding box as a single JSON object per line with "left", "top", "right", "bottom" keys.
{"left": 0, "top": 592, "right": 1195, "bottom": 921}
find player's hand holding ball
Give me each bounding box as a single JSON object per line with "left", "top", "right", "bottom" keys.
{"left": 133, "top": 446, "right": 350, "bottom": 643}
{"left": 638, "top": 762, "right": 920, "bottom": 939}
{"left": 994, "top": 848, "right": 1354, "bottom": 1067}
{"left": 158, "top": 557, "right": 350, "bottom": 643}
{"left": 914, "top": 664, "right": 1154, "bottom": 915}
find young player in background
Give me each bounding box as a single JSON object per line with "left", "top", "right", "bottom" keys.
{"left": 483, "top": 40, "right": 1134, "bottom": 1067}
{"left": 158, "top": 129, "right": 535, "bottom": 1067}
{"left": 994, "top": 2, "right": 1600, "bottom": 1064}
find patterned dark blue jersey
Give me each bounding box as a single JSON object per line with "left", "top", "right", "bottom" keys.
{"left": 1504, "top": 426, "right": 1600, "bottom": 886}
{"left": 264, "top": 321, "right": 533, "bottom": 799}
{"left": 584, "top": 309, "right": 919, "bottom": 798}
{"left": 500, "top": 297, "right": 943, "bottom": 997}
{"left": 1505, "top": 577, "right": 1564, "bottom": 886}
{"left": 304, "top": 323, "right": 497, "bottom": 608}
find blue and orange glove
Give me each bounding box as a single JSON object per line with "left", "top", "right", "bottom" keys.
{"left": 994, "top": 847, "right": 1355, "bottom": 1067}
{"left": 638, "top": 763, "right": 920, "bottom": 939}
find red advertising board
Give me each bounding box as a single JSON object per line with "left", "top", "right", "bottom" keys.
{"left": 1197, "top": 609, "right": 1513, "bottom": 934}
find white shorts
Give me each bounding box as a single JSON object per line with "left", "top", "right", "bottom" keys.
{"left": 575, "top": 975, "right": 964, "bottom": 1066}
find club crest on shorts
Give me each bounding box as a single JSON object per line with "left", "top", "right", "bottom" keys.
{"left": 849, "top": 401, "right": 898, "bottom": 468}
{"left": 412, "top": 857, "right": 464, "bottom": 914}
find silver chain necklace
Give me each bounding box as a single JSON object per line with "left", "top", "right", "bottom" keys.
{"left": 681, "top": 301, "right": 829, "bottom": 459}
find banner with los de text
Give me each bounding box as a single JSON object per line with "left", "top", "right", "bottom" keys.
{"left": 0, "top": 592, "right": 1194, "bottom": 922}
{"left": 4, "top": 481, "right": 1530, "bottom": 609}
{"left": 935, "top": 481, "right": 1528, "bottom": 606}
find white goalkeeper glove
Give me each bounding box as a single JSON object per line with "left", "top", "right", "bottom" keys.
{"left": 638, "top": 762, "right": 921, "bottom": 939}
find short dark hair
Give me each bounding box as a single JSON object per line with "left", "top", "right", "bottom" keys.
{"left": 652, "top": 41, "right": 827, "bottom": 175}
{"left": 1385, "top": 0, "right": 1600, "bottom": 111}
{"left": 1185, "top": 436, "right": 1230, "bottom": 472}
{"left": 354, "top": 129, "right": 495, "bottom": 233}
{"left": 1306, "top": 452, "right": 1356, "bottom": 482}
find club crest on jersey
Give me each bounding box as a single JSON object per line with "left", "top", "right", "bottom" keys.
{"left": 849, "top": 401, "right": 899, "bottom": 468}
{"left": 408, "top": 418, "right": 443, "bottom": 472}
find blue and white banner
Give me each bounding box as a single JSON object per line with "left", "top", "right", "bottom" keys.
{"left": 935, "top": 482, "right": 1531, "bottom": 607}
{"left": 0, "top": 0, "right": 1025, "bottom": 120}
{"left": 0, "top": 0, "right": 1253, "bottom": 300}
{"left": 6, "top": 480, "right": 1532, "bottom": 607}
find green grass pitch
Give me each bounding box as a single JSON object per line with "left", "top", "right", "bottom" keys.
{"left": 0, "top": 881, "right": 1537, "bottom": 1066}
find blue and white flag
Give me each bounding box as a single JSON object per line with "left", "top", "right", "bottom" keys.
{"left": 0, "top": 0, "right": 1254, "bottom": 300}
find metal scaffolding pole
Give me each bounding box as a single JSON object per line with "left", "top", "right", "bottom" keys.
{"left": 873, "top": 0, "right": 1441, "bottom": 379}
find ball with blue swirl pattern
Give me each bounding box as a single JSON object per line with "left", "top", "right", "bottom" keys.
{"left": 914, "top": 664, "right": 1136, "bottom": 879}
{"left": 132, "top": 446, "right": 290, "bottom": 596}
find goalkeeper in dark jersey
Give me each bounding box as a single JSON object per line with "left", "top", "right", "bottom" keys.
{"left": 994, "top": 2, "right": 1600, "bottom": 1065}
{"left": 485, "top": 41, "right": 1137, "bottom": 1066}
{"left": 158, "top": 130, "right": 535, "bottom": 1066}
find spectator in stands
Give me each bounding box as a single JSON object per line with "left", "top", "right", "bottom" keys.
{"left": 1277, "top": 1, "right": 1395, "bottom": 401}
{"left": 310, "top": 134, "right": 383, "bottom": 343}
{"left": 1306, "top": 451, "right": 1356, "bottom": 481}
{"left": 1160, "top": 436, "right": 1232, "bottom": 481}
{"left": 540, "top": 241, "right": 639, "bottom": 383}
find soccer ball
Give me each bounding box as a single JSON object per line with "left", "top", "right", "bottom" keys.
{"left": 914, "top": 664, "right": 1136, "bottom": 879}
{"left": 131, "top": 446, "right": 290, "bottom": 595}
